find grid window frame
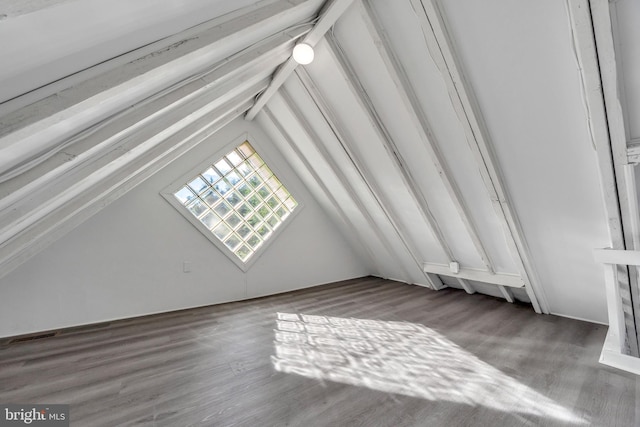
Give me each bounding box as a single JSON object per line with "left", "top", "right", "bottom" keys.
{"left": 161, "top": 134, "right": 302, "bottom": 272}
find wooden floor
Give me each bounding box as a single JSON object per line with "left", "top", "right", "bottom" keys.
{"left": 0, "top": 277, "right": 637, "bottom": 426}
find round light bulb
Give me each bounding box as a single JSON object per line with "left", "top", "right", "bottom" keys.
{"left": 293, "top": 43, "right": 314, "bottom": 65}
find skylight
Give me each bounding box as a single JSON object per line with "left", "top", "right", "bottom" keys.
{"left": 171, "top": 141, "right": 297, "bottom": 263}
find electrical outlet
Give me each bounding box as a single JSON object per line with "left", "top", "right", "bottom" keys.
{"left": 183, "top": 261, "right": 191, "bottom": 273}
{"left": 449, "top": 261, "right": 460, "bottom": 274}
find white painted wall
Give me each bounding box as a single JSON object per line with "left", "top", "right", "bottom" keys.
{"left": 440, "top": 0, "right": 612, "bottom": 323}
{"left": 0, "top": 118, "right": 369, "bottom": 338}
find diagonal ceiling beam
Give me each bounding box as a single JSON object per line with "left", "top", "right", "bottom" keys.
{"left": 261, "top": 105, "right": 381, "bottom": 273}
{"left": 0, "top": 0, "right": 323, "bottom": 116}
{"left": 0, "top": 90, "right": 258, "bottom": 280}
{"left": 401, "top": 0, "right": 548, "bottom": 313}
{"left": 568, "top": 0, "right": 639, "bottom": 356}
{"left": 295, "top": 67, "right": 445, "bottom": 290}
{"left": 359, "top": 1, "right": 495, "bottom": 275}
{"left": 0, "top": 29, "right": 304, "bottom": 214}
{"left": 325, "top": 35, "right": 456, "bottom": 262}
{"left": 275, "top": 87, "right": 414, "bottom": 279}
{"left": 244, "top": 0, "right": 356, "bottom": 121}
{"left": 0, "top": 0, "right": 321, "bottom": 183}
{"left": 326, "top": 33, "right": 478, "bottom": 295}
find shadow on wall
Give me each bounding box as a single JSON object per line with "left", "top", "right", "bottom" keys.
{"left": 271, "top": 313, "right": 587, "bottom": 425}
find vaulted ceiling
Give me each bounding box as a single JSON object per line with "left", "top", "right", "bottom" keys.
{"left": 0, "top": 0, "right": 637, "bottom": 325}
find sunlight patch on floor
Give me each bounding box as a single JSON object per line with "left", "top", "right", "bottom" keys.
{"left": 271, "top": 313, "right": 587, "bottom": 425}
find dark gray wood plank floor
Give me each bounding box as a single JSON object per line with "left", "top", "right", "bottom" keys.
{"left": 0, "top": 277, "right": 637, "bottom": 426}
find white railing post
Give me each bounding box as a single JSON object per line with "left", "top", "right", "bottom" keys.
{"left": 593, "top": 248, "right": 640, "bottom": 375}
{"left": 601, "top": 262, "right": 626, "bottom": 353}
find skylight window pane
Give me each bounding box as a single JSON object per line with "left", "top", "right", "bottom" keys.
{"left": 171, "top": 141, "right": 297, "bottom": 264}
{"left": 226, "top": 192, "right": 242, "bottom": 207}
{"left": 224, "top": 234, "right": 242, "bottom": 251}
{"left": 257, "top": 205, "right": 270, "bottom": 219}
{"left": 236, "top": 163, "right": 252, "bottom": 177}
{"left": 226, "top": 213, "right": 242, "bottom": 229}
{"left": 236, "top": 245, "right": 251, "bottom": 261}
{"left": 237, "top": 224, "right": 251, "bottom": 239}
{"left": 226, "top": 171, "right": 242, "bottom": 186}
{"left": 213, "top": 223, "right": 232, "bottom": 240}
{"left": 247, "top": 234, "right": 261, "bottom": 248}
{"left": 237, "top": 182, "right": 252, "bottom": 197}
{"left": 237, "top": 142, "right": 253, "bottom": 158}
{"left": 284, "top": 198, "right": 297, "bottom": 210}
{"left": 248, "top": 174, "right": 262, "bottom": 188}
{"left": 188, "top": 177, "right": 208, "bottom": 194}
{"left": 200, "top": 212, "right": 220, "bottom": 230}
{"left": 214, "top": 202, "right": 231, "bottom": 217}
{"left": 187, "top": 199, "right": 208, "bottom": 217}
{"left": 226, "top": 151, "right": 243, "bottom": 166}
{"left": 237, "top": 203, "right": 251, "bottom": 218}
{"left": 215, "top": 159, "right": 232, "bottom": 175}
{"left": 266, "top": 197, "right": 278, "bottom": 209}
{"left": 247, "top": 154, "right": 263, "bottom": 170}
{"left": 214, "top": 179, "right": 231, "bottom": 195}
{"left": 202, "top": 167, "right": 220, "bottom": 184}
{"left": 202, "top": 190, "right": 220, "bottom": 206}
{"left": 266, "top": 177, "right": 281, "bottom": 191}
{"left": 247, "top": 194, "right": 261, "bottom": 208}
{"left": 256, "top": 224, "right": 271, "bottom": 238}
{"left": 275, "top": 187, "right": 289, "bottom": 202}
{"left": 257, "top": 186, "right": 271, "bottom": 199}
{"left": 275, "top": 206, "right": 288, "bottom": 219}
{"left": 266, "top": 215, "right": 279, "bottom": 228}
{"left": 175, "top": 187, "right": 196, "bottom": 205}
{"left": 248, "top": 214, "right": 260, "bottom": 227}
{"left": 257, "top": 165, "right": 272, "bottom": 180}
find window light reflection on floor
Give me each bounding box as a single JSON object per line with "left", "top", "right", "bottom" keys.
{"left": 271, "top": 313, "right": 587, "bottom": 425}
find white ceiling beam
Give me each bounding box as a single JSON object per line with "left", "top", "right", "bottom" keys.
{"left": 0, "top": 91, "right": 257, "bottom": 279}
{"left": 0, "top": 31, "right": 300, "bottom": 215}
{"left": 0, "top": 0, "right": 323, "bottom": 117}
{"left": 590, "top": 0, "right": 640, "bottom": 355}
{"left": 295, "top": 67, "right": 444, "bottom": 290}
{"left": 244, "top": 0, "right": 356, "bottom": 121}
{"left": 567, "top": 0, "right": 638, "bottom": 356}
{"left": 623, "top": 165, "right": 640, "bottom": 254}
{"left": 423, "top": 263, "right": 524, "bottom": 288}
{"left": 402, "top": 0, "right": 547, "bottom": 313}
{"left": 359, "top": 1, "right": 495, "bottom": 274}
{"left": 0, "top": 0, "right": 319, "bottom": 182}
{"left": 325, "top": 35, "right": 458, "bottom": 264}
{"left": 277, "top": 84, "right": 421, "bottom": 285}
{"left": 589, "top": 0, "right": 631, "bottom": 174}
{"left": 261, "top": 106, "right": 380, "bottom": 272}
{"left": 0, "top": 77, "right": 266, "bottom": 247}
{"left": 0, "top": 40, "right": 276, "bottom": 278}
{"left": 566, "top": 0, "right": 625, "bottom": 250}
{"left": 273, "top": 89, "right": 410, "bottom": 277}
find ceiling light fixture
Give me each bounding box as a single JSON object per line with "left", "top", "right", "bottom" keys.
{"left": 292, "top": 43, "right": 314, "bottom": 65}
